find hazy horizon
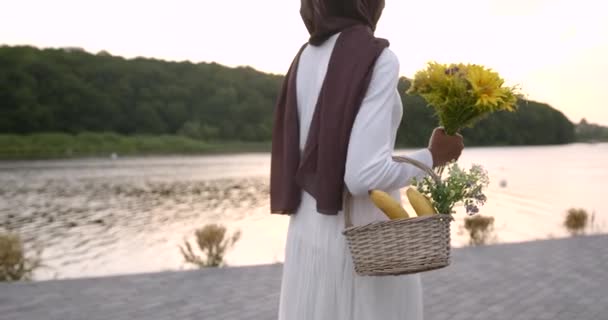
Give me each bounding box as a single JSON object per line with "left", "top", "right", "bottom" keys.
{"left": 2, "top": 0, "right": 607, "bottom": 125}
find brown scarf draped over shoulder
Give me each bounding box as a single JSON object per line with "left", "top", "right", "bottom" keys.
{"left": 271, "top": 0, "right": 389, "bottom": 215}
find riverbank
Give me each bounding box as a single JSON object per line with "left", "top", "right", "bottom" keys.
{"left": 3, "top": 132, "right": 607, "bottom": 160}
{"left": 2, "top": 235, "right": 606, "bottom": 320}
{"left": 2, "top": 144, "right": 607, "bottom": 280}
{"left": 0, "top": 133, "right": 271, "bottom": 160}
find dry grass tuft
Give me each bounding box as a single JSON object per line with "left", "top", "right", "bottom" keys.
{"left": 0, "top": 232, "right": 43, "bottom": 281}
{"left": 179, "top": 224, "right": 241, "bottom": 268}
{"left": 564, "top": 208, "right": 589, "bottom": 236}
{"left": 464, "top": 215, "right": 495, "bottom": 246}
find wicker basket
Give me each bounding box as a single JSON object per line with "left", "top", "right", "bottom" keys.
{"left": 342, "top": 156, "right": 453, "bottom": 276}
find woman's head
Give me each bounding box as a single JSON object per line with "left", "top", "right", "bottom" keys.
{"left": 300, "top": 0, "right": 386, "bottom": 45}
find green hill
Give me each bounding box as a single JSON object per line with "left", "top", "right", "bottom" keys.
{"left": 0, "top": 45, "right": 579, "bottom": 158}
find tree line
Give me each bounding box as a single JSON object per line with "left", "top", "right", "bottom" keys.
{"left": 1, "top": 45, "right": 580, "bottom": 148}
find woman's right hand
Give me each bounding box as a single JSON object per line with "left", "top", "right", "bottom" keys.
{"left": 428, "top": 128, "right": 464, "bottom": 167}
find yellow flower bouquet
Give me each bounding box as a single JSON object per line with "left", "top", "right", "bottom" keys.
{"left": 407, "top": 62, "right": 519, "bottom": 135}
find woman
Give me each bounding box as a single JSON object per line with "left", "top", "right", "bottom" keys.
{"left": 270, "top": 0, "right": 464, "bottom": 319}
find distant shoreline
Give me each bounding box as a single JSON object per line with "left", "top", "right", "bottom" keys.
{"left": 0, "top": 133, "right": 271, "bottom": 160}
{"left": 1, "top": 132, "right": 605, "bottom": 161}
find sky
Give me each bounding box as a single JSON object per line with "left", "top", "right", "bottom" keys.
{"left": 1, "top": 0, "right": 607, "bottom": 125}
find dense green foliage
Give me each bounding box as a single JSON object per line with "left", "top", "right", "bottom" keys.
{"left": 0, "top": 45, "right": 582, "bottom": 158}
{"left": 0, "top": 45, "right": 281, "bottom": 141}
{"left": 0, "top": 132, "right": 270, "bottom": 159}
{"left": 575, "top": 119, "right": 608, "bottom": 142}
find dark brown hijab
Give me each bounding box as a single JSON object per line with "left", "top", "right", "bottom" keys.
{"left": 301, "top": 0, "right": 385, "bottom": 45}
{"left": 271, "top": 0, "right": 389, "bottom": 215}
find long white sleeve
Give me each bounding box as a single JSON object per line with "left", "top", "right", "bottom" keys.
{"left": 344, "top": 49, "right": 433, "bottom": 196}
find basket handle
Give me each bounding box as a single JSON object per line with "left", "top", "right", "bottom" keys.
{"left": 343, "top": 155, "right": 440, "bottom": 229}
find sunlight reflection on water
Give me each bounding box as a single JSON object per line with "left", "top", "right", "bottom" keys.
{"left": 1, "top": 144, "right": 606, "bottom": 280}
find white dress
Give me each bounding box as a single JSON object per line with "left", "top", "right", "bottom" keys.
{"left": 278, "top": 33, "right": 434, "bottom": 320}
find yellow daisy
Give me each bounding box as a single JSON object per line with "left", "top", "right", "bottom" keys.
{"left": 466, "top": 65, "right": 505, "bottom": 107}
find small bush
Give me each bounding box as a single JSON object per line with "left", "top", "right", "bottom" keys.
{"left": 179, "top": 224, "right": 241, "bottom": 268}
{"left": 564, "top": 208, "right": 589, "bottom": 236}
{"left": 464, "top": 215, "right": 495, "bottom": 246}
{"left": 0, "top": 233, "right": 43, "bottom": 281}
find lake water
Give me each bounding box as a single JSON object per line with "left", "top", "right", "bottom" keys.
{"left": 1, "top": 143, "right": 607, "bottom": 281}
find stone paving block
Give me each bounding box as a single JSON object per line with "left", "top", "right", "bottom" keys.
{"left": 1, "top": 236, "right": 607, "bottom": 320}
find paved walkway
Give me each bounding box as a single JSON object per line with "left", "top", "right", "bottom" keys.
{"left": 1, "top": 235, "right": 606, "bottom": 320}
